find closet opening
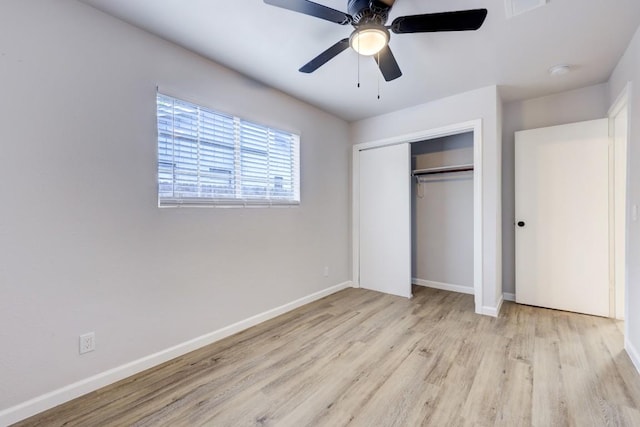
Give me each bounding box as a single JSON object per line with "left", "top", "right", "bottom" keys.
{"left": 411, "top": 132, "right": 475, "bottom": 297}
{"left": 352, "top": 119, "right": 484, "bottom": 314}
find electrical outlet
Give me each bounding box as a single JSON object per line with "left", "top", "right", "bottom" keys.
{"left": 79, "top": 332, "right": 95, "bottom": 354}
{"left": 323, "top": 266, "right": 329, "bottom": 277}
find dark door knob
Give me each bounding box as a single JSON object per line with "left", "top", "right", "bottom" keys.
{"left": 517, "top": 221, "right": 525, "bottom": 227}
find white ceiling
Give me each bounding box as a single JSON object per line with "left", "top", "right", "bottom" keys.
{"left": 79, "top": 0, "right": 640, "bottom": 121}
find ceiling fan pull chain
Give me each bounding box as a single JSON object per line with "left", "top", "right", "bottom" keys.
{"left": 377, "top": 51, "right": 381, "bottom": 99}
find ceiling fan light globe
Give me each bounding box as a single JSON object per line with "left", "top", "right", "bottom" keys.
{"left": 350, "top": 27, "right": 389, "bottom": 56}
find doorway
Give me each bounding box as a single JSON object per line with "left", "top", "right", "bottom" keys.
{"left": 513, "top": 85, "right": 630, "bottom": 320}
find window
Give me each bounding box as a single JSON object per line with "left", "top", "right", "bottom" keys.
{"left": 156, "top": 93, "right": 300, "bottom": 207}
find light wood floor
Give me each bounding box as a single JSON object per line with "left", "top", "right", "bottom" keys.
{"left": 15, "top": 286, "right": 640, "bottom": 426}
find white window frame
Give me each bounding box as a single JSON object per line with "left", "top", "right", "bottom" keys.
{"left": 156, "top": 93, "right": 300, "bottom": 207}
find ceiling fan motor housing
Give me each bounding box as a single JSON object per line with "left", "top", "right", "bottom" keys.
{"left": 348, "top": 0, "right": 390, "bottom": 25}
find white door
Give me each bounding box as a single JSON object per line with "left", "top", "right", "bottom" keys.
{"left": 515, "top": 119, "right": 610, "bottom": 317}
{"left": 358, "top": 143, "right": 412, "bottom": 298}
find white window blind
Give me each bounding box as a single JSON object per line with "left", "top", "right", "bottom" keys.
{"left": 157, "top": 93, "right": 300, "bottom": 207}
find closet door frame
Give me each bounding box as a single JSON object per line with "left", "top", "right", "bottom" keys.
{"left": 352, "top": 120, "right": 484, "bottom": 314}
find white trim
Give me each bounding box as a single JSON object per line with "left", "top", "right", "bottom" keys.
{"left": 413, "top": 278, "right": 474, "bottom": 295}
{"left": 625, "top": 337, "right": 640, "bottom": 375}
{"left": 473, "top": 122, "right": 484, "bottom": 314}
{"left": 503, "top": 292, "right": 516, "bottom": 302}
{"left": 608, "top": 122, "right": 616, "bottom": 318}
{"left": 352, "top": 120, "right": 484, "bottom": 314}
{"left": 0, "top": 281, "right": 353, "bottom": 426}
{"left": 481, "top": 294, "right": 504, "bottom": 317}
{"left": 607, "top": 76, "right": 640, "bottom": 362}
{"left": 354, "top": 120, "right": 481, "bottom": 151}
{"left": 609, "top": 82, "right": 631, "bottom": 117}
{"left": 608, "top": 83, "right": 632, "bottom": 330}
{"left": 352, "top": 145, "right": 361, "bottom": 288}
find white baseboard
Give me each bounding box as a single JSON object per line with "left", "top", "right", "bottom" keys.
{"left": 480, "top": 294, "right": 504, "bottom": 318}
{"left": 412, "top": 278, "right": 474, "bottom": 295}
{"left": 503, "top": 292, "right": 515, "bottom": 302}
{"left": 626, "top": 337, "right": 640, "bottom": 376}
{"left": 0, "top": 281, "right": 353, "bottom": 426}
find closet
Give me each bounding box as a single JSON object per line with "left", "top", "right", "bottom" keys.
{"left": 411, "top": 132, "right": 474, "bottom": 295}
{"left": 353, "top": 121, "right": 483, "bottom": 312}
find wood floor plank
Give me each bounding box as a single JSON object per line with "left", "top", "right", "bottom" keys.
{"left": 346, "top": 351, "right": 441, "bottom": 427}
{"left": 13, "top": 286, "right": 640, "bottom": 427}
{"left": 494, "top": 359, "right": 533, "bottom": 427}
{"left": 418, "top": 355, "right": 476, "bottom": 426}
{"left": 460, "top": 333, "right": 512, "bottom": 426}
{"left": 531, "top": 336, "right": 569, "bottom": 426}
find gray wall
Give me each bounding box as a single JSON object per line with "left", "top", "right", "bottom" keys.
{"left": 0, "top": 0, "right": 351, "bottom": 411}
{"left": 412, "top": 133, "right": 474, "bottom": 289}
{"left": 609, "top": 25, "right": 640, "bottom": 366}
{"left": 501, "top": 83, "right": 609, "bottom": 294}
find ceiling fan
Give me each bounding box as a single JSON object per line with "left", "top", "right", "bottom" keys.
{"left": 264, "top": 0, "right": 488, "bottom": 81}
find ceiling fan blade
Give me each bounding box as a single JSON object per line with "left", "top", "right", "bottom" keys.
{"left": 391, "top": 9, "right": 488, "bottom": 34}
{"left": 299, "top": 38, "right": 350, "bottom": 73}
{"left": 374, "top": 45, "right": 402, "bottom": 81}
{"left": 264, "top": 0, "right": 351, "bottom": 25}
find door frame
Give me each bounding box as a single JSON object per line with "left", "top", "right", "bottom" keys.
{"left": 608, "top": 83, "right": 632, "bottom": 325}
{"left": 352, "top": 119, "right": 484, "bottom": 314}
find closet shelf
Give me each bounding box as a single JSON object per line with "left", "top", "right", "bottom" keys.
{"left": 412, "top": 164, "right": 474, "bottom": 176}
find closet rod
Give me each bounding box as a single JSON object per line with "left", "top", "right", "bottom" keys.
{"left": 412, "top": 164, "right": 474, "bottom": 176}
